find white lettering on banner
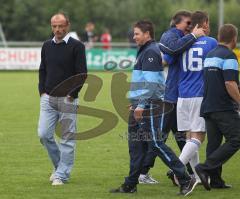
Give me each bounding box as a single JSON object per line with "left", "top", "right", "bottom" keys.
{"left": 0, "top": 48, "right": 41, "bottom": 69}
{"left": 93, "top": 55, "right": 102, "bottom": 68}
{"left": 86, "top": 50, "right": 136, "bottom": 70}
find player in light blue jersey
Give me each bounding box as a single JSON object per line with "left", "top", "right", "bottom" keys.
{"left": 111, "top": 20, "right": 197, "bottom": 196}
{"left": 176, "top": 11, "right": 217, "bottom": 183}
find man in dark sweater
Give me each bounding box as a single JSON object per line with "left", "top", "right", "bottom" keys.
{"left": 38, "top": 12, "right": 87, "bottom": 186}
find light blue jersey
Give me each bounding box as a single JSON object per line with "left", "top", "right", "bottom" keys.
{"left": 178, "top": 36, "right": 217, "bottom": 98}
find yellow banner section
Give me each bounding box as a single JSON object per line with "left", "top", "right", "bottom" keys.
{"left": 233, "top": 48, "right": 240, "bottom": 63}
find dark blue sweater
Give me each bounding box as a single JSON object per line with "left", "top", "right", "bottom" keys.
{"left": 38, "top": 37, "right": 87, "bottom": 98}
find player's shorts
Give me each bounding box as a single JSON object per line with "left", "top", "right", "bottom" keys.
{"left": 177, "top": 97, "right": 205, "bottom": 132}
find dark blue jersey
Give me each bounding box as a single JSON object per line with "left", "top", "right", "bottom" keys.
{"left": 129, "top": 40, "right": 165, "bottom": 108}
{"left": 200, "top": 44, "right": 239, "bottom": 116}
{"left": 159, "top": 28, "right": 196, "bottom": 103}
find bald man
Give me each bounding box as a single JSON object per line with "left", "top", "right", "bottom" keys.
{"left": 38, "top": 13, "right": 87, "bottom": 185}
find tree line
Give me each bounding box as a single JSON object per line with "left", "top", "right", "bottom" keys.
{"left": 0, "top": 0, "right": 240, "bottom": 42}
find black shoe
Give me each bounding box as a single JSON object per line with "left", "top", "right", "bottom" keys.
{"left": 109, "top": 184, "right": 137, "bottom": 193}
{"left": 211, "top": 183, "right": 232, "bottom": 189}
{"left": 179, "top": 177, "right": 198, "bottom": 196}
{"left": 195, "top": 165, "right": 211, "bottom": 191}
{"left": 167, "top": 170, "right": 179, "bottom": 186}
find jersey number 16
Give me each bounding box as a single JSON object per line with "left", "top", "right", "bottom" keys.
{"left": 182, "top": 47, "right": 203, "bottom": 72}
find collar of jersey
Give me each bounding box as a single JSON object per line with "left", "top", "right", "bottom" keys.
{"left": 137, "top": 39, "right": 155, "bottom": 56}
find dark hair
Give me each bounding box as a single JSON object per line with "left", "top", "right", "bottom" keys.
{"left": 191, "top": 11, "right": 208, "bottom": 28}
{"left": 51, "top": 11, "right": 70, "bottom": 24}
{"left": 170, "top": 10, "right": 192, "bottom": 27}
{"left": 134, "top": 20, "right": 155, "bottom": 39}
{"left": 218, "top": 24, "right": 238, "bottom": 43}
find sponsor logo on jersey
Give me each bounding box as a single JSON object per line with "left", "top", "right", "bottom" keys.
{"left": 194, "top": 40, "right": 207, "bottom": 45}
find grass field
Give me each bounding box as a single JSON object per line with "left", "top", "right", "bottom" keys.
{"left": 0, "top": 71, "right": 239, "bottom": 199}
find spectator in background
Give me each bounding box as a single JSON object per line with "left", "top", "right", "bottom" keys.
{"left": 80, "top": 22, "right": 98, "bottom": 48}
{"left": 100, "top": 28, "right": 112, "bottom": 49}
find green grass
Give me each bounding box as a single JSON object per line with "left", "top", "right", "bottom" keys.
{"left": 0, "top": 71, "right": 239, "bottom": 199}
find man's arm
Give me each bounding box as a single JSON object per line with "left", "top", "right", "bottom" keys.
{"left": 223, "top": 53, "right": 240, "bottom": 105}
{"left": 225, "top": 81, "right": 240, "bottom": 104}
{"left": 74, "top": 42, "right": 87, "bottom": 78}
{"left": 38, "top": 43, "right": 46, "bottom": 96}
{"left": 162, "top": 54, "right": 175, "bottom": 66}
{"left": 159, "top": 25, "right": 205, "bottom": 55}
{"left": 69, "top": 42, "right": 88, "bottom": 98}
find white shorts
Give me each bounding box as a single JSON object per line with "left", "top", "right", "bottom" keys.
{"left": 177, "top": 97, "right": 205, "bottom": 132}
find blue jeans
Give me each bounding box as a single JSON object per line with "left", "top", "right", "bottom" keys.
{"left": 38, "top": 94, "right": 78, "bottom": 181}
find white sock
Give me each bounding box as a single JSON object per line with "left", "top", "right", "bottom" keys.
{"left": 179, "top": 138, "right": 201, "bottom": 165}
{"left": 189, "top": 151, "right": 200, "bottom": 180}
